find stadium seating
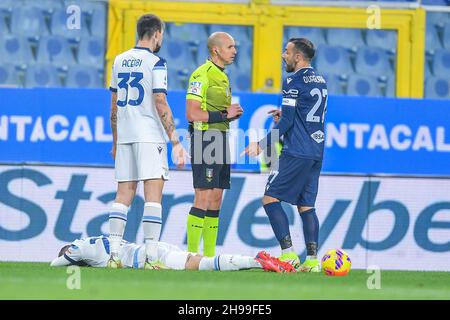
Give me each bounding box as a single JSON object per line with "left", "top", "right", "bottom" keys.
{"left": 0, "top": 35, "right": 35, "bottom": 68}
{"left": 32, "top": 0, "right": 64, "bottom": 15}
{"left": 10, "top": 7, "right": 49, "bottom": 39}
{"left": 0, "top": 0, "right": 15, "bottom": 12}
{"left": 365, "top": 29, "right": 398, "bottom": 53}
{"left": 425, "top": 76, "right": 450, "bottom": 99}
{"left": 321, "top": 73, "right": 345, "bottom": 95}
{"left": 167, "top": 23, "right": 208, "bottom": 44}
{"left": 158, "top": 40, "right": 194, "bottom": 73}
{"left": 443, "top": 23, "right": 450, "bottom": 49}
{"left": 431, "top": 48, "right": 450, "bottom": 77}
{"left": 77, "top": 35, "right": 105, "bottom": 70}
{"left": 88, "top": 2, "right": 107, "bottom": 38}
{"left": 24, "top": 64, "right": 62, "bottom": 88}
{"left": 327, "top": 28, "right": 365, "bottom": 52}
{"left": 236, "top": 41, "right": 252, "bottom": 72}
{"left": 227, "top": 63, "right": 251, "bottom": 92}
{"left": 347, "top": 74, "right": 383, "bottom": 97}
{"left": 315, "top": 45, "right": 353, "bottom": 78}
{"left": 0, "top": 11, "right": 9, "bottom": 34}
{"left": 36, "top": 35, "right": 76, "bottom": 69}
{"left": 426, "top": 12, "right": 450, "bottom": 29}
{"left": 285, "top": 27, "right": 326, "bottom": 47}
{"left": 0, "top": 64, "right": 21, "bottom": 87}
{"left": 51, "top": 7, "right": 90, "bottom": 41}
{"left": 209, "top": 24, "right": 251, "bottom": 45}
{"left": 385, "top": 75, "right": 396, "bottom": 97}
{"left": 195, "top": 40, "right": 210, "bottom": 65}
{"left": 355, "top": 46, "right": 393, "bottom": 79}
{"left": 65, "top": 64, "right": 102, "bottom": 88}
{"left": 425, "top": 23, "right": 443, "bottom": 54}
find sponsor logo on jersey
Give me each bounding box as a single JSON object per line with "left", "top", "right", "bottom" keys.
{"left": 283, "top": 89, "right": 299, "bottom": 97}
{"left": 286, "top": 78, "right": 292, "bottom": 84}
{"left": 311, "top": 130, "right": 325, "bottom": 143}
{"left": 188, "top": 81, "right": 202, "bottom": 95}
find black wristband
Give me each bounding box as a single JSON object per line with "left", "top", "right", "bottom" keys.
{"left": 207, "top": 110, "right": 228, "bottom": 123}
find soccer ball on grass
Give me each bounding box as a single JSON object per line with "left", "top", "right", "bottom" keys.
{"left": 321, "top": 249, "right": 351, "bottom": 276}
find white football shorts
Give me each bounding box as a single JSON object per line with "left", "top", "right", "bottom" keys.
{"left": 115, "top": 142, "right": 169, "bottom": 182}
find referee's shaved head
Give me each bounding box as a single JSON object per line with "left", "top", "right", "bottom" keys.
{"left": 207, "top": 32, "right": 236, "bottom": 66}
{"left": 208, "top": 32, "right": 233, "bottom": 54}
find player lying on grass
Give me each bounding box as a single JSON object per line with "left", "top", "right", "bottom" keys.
{"left": 50, "top": 235, "right": 296, "bottom": 273}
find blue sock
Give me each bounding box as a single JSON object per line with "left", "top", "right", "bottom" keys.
{"left": 263, "top": 202, "right": 292, "bottom": 249}
{"left": 300, "top": 208, "right": 319, "bottom": 256}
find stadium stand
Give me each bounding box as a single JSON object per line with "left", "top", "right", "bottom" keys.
{"left": 431, "top": 48, "right": 450, "bottom": 77}
{"left": 326, "top": 28, "right": 365, "bottom": 52}
{"left": 0, "top": 0, "right": 448, "bottom": 97}
{"left": 0, "top": 35, "right": 35, "bottom": 68}
{"left": 425, "top": 76, "right": 450, "bottom": 99}
{"left": 285, "top": 27, "right": 327, "bottom": 47}
{"left": 0, "top": 64, "right": 21, "bottom": 87}
{"left": 443, "top": 23, "right": 450, "bottom": 49}
{"left": 50, "top": 7, "right": 90, "bottom": 41}
{"left": 322, "top": 73, "right": 345, "bottom": 95}
{"left": 347, "top": 74, "right": 383, "bottom": 97}
{"left": 10, "top": 7, "right": 49, "bottom": 39}
{"left": 314, "top": 45, "right": 353, "bottom": 78}
{"left": 65, "top": 64, "right": 103, "bottom": 88}
{"left": 365, "top": 29, "right": 398, "bottom": 53}
{"left": 354, "top": 46, "right": 393, "bottom": 79}
{"left": 24, "top": 64, "right": 62, "bottom": 88}
{"left": 77, "top": 35, "right": 105, "bottom": 70}
{"left": 36, "top": 35, "right": 77, "bottom": 69}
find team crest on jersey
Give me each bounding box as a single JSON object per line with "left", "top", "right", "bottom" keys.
{"left": 311, "top": 130, "right": 325, "bottom": 143}
{"left": 188, "top": 81, "right": 202, "bottom": 94}
{"left": 206, "top": 168, "right": 214, "bottom": 182}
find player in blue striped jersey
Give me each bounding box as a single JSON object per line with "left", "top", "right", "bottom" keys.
{"left": 243, "top": 38, "right": 327, "bottom": 272}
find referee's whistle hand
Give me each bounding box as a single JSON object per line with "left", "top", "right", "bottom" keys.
{"left": 227, "top": 103, "right": 243, "bottom": 119}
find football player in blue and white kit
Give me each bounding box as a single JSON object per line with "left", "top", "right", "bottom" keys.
{"left": 108, "top": 14, "right": 188, "bottom": 270}
{"left": 243, "top": 38, "right": 327, "bottom": 272}
{"left": 50, "top": 236, "right": 295, "bottom": 273}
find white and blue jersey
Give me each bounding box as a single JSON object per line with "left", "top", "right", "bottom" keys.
{"left": 50, "top": 236, "right": 188, "bottom": 270}
{"left": 109, "top": 47, "right": 168, "bottom": 144}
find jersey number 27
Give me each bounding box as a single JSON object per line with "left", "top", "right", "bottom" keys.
{"left": 306, "top": 88, "right": 328, "bottom": 123}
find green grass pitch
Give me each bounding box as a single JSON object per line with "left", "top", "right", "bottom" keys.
{"left": 1, "top": 262, "right": 449, "bottom": 300}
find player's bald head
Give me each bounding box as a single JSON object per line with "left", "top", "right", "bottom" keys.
{"left": 207, "top": 32, "right": 234, "bottom": 54}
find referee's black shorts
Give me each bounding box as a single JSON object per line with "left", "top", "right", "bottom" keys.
{"left": 190, "top": 129, "right": 230, "bottom": 190}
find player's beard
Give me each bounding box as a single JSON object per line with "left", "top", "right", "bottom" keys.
{"left": 284, "top": 60, "right": 295, "bottom": 73}
{"left": 153, "top": 43, "right": 161, "bottom": 53}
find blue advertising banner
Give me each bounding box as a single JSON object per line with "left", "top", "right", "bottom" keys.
{"left": 0, "top": 88, "right": 449, "bottom": 176}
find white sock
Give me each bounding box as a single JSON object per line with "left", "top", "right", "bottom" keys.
{"left": 109, "top": 202, "right": 128, "bottom": 258}
{"left": 142, "top": 202, "right": 162, "bottom": 261}
{"left": 198, "top": 255, "right": 263, "bottom": 271}
{"left": 306, "top": 255, "right": 317, "bottom": 260}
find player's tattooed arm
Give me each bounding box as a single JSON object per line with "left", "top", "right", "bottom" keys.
{"left": 154, "top": 92, "right": 179, "bottom": 144}
{"left": 154, "top": 92, "right": 188, "bottom": 168}
{"left": 110, "top": 92, "right": 118, "bottom": 160}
